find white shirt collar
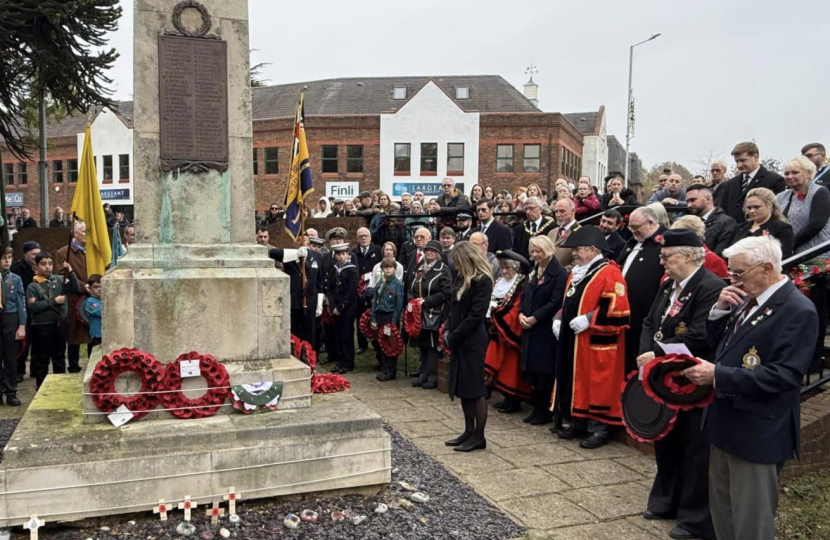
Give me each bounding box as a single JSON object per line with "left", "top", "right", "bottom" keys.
{"left": 533, "top": 216, "right": 544, "bottom": 227}
{"left": 753, "top": 276, "right": 788, "bottom": 308}
{"left": 701, "top": 208, "right": 714, "bottom": 221}
{"left": 675, "top": 266, "right": 701, "bottom": 293}
{"left": 482, "top": 217, "right": 495, "bottom": 228}
{"left": 563, "top": 219, "right": 577, "bottom": 231}
{"left": 746, "top": 167, "right": 760, "bottom": 180}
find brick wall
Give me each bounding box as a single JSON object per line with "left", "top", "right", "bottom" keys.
{"left": 782, "top": 386, "right": 830, "bottom": 479}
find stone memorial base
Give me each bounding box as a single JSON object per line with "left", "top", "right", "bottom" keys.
{"left": 0, "top": 375, "right": 390, "bottom": 526}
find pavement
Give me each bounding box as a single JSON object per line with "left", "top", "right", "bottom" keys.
{"left": 342, "top": 370, "right": 673, "bottom": 540}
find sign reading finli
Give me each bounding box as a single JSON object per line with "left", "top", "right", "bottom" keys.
{"left": 326, "top": 182, "right": 360, "bottom": 199}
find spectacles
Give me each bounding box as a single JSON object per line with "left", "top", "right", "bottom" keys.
{"left": 804, "top": 152, "right": 824, "bottom": 159}
{"left": 658, "top": 251, "right": 681, "bottom": 262}
{"left": 709, "top": 169, "right": 723, "bottom": 173}
{"left": 727, "top": 262, "right": 765, "bottom": 281}
{"left": 628, "top": 221, "right": 645, "bottom": 232}
{"left": 414, "top": 234, "right": 428, "bottom": 239}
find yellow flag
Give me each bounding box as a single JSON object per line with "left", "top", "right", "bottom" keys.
{"left": 71, "top": 123, "right": 112, "bottom": 276}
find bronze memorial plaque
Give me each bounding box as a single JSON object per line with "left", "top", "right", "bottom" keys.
{"left": 158, "top": 34, "right": 229, "bottom": 172}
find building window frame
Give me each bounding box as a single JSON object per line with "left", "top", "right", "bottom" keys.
{"left": 394, "top": 143, "right": 411, "bottom": 176}
{"left": 3, "top": 163, "right": 13, "bottom": 186}
{"left": 447, "top": 143, "right": 465, "bottom": 175}
{"left": 264, "top": 147, "right": 278, "bottom": 175}
{"left": 102, "top": 155, "right": 113, "bottom": 183}
{"left": 252, "top": 148, "right": 258, "bottom": 176}
{"left": 52, "top": 160, "right": 64, "bottom": 183}
{"left": 420, "top": 143, "right": 438, "bottom": 176}
{"left": 455, "top": 86, "right": 469, "bottom": 100}
{"left": 321, "top": 145, "right": 338, "bottom": 174}
{"left": 346, "top": 145, "right": 364, "bottom": 174}
{"left": 68, "top": 159, "right": 79, "bottom": 183}
{"left": 523, "top": 144, "right": 541, "bottom": 173}
{"left": 496, "top": 144, "right": 514, "bottom": 173}
{"left": 17, "top": 162, "right": 27, "bottom": 185}
{"left": 393, "top": 86, "right": 407, "bottom": 100}
{"left": 119, "top": 154, "right": 130, "bottom": 183}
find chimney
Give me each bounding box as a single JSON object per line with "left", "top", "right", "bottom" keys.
{"left": 524, "top": 76, "right": 539, "bottom": 108}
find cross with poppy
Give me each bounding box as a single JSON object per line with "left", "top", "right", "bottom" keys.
{"left": 223, "top": 486, "right": 241, "bottom": 516}
{"left": 206, "top": 501, "right": 224, "bottom": 524}
{"left": 153, "top": 499, "right": 169, "bottom": 521}
{"left": 177, "top": 495, "right": 197, "bottom": 522}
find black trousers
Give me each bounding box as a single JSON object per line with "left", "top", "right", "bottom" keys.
{"left": 16, "top": 320, "right": 31, "bottom": 377}
{"left": 357, "top": 299, "right": 370, "bottom": 349}
{"left": 648, "top": 408, "right": 716, "bottom": 540}
{"left": 67, "top": 342, "right": 94, "bottom": 373}
{"left": 0, "top": 313, "right": 20, "bottom": 397}
{"left": 375, "top": 312, "right": 397, "bottom": 374}
{"left": 333, "top": 312, "right": 356, "bottom": 370}
{"left": 526, "top": 372, "right": 554, "bottom": 414}
{"left": 290, "top": 308, "right": 316, "bottom": 345}
{"left": 417, "top": 347, "right": 439, "bottom": 385}
{"left": 31, "top": 322, "right": 67, "bottom": 388}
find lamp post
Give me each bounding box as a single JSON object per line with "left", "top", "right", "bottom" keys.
{"left": 624, "top": 33, "right": 661, "bottom": 187}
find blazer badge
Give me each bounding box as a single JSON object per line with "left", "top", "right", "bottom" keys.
{"left": 742, "top": 346, "right": 761, "bottom": 370}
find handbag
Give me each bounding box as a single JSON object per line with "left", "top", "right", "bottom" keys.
{"left": 421, "top": 308, "right": 442, "bottom": 331}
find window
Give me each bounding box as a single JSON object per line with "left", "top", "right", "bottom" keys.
{"left": 119, "top": 154, "right": 130, "bottom": 181}
{"left": 264, "top": 147, "right": 278, "bottom": 175}
{"left": 102, "top": 155, "right": 113, "bottom": 182}
{"left": 447, "top": 143, "right": 464, "bottom": 174}
{"left": 393, "top": 86, "right": 407, "bottom": 100}
{"left": 252, "top": 148, "right": 258, "bottom": 175}
{"left": 3, "top": 164, "right": 13, "bottom": 186}
{"left": 523, "top": 144, "right": 541, "bottom": 172}
{"left": 496, "top": 145, "right": 514, "bottom": 173}
{"left": 321, "top": 145, "right": 338, "bottom": 173}
{"left": 53, "top": 160, "right": 64, "bottom": 183}
{"left": 560, "top": 148, "right": 581, "bottom": 181}
{"left": 17, "top": 163, "right": 27, "bottom": 184}
{"left": 68, "top": 159, "right": 79, "bottom": 183}
{"left": 346, "top": 145, "right": 364, "bottom": 173}
{"left": 394, "top": 143, "right": 411, "bottom": 174}
{"left": 455, "top": 86, "right": 469, "bottom": 99}
{"left": 420, "top": 143, "right": 437, "bottom": 174}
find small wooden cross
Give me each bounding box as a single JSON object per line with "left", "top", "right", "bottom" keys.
{"left": 153, "top": 499, "right": 169, "bottom": 521}
{"left": 206, "top": 501, "right": 224, "bottom": 524}
{"left": 23, "top": 515, "right": 45, "bottom": 540}
{"left": 178, "top": 495, "right": 198, "bottom": 522}
{"left": 223, "top": 486, "right": 242, "bottom": 516}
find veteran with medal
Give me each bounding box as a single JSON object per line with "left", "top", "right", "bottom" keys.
{"left": 636, "top": 230, "right": 725, "bottom": 540}
{"left": 551, "top": 226, "right": 630, "bottom": 449}
{"left": 682, "top": 235, "right": 817, "bottom": 540}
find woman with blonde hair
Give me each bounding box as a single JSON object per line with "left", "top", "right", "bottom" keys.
{"left": 444, "top": 241, "right": 494, "bottom": 452}
{"left": 729, "top": 187, "right": 794, "bottom": 258}
{"left": 777, "top": 156, "right": 830, "bottom": 257}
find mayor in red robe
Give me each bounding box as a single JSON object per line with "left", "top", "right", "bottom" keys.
{"left": 485, "top": 250, "right": 532, "bottom": 413}
{"left": 551, "top": 226, "right": 630, "bottom": 449}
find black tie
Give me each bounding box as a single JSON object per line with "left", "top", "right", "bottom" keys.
{"left": 729, "top": 298, "right": 758, "bottom": 342}
{"left": 741, "top": 174, "right": 751, "bottom": 191}
{"left": 531, "top": 222, "right": 537, "bottom": 232}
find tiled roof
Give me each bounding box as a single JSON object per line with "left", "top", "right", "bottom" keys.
{"left": 251, "top": 75, "right": 540, "bottom": 119}
{"left": 563, "top": 107, "right": 604, "bottom": 136}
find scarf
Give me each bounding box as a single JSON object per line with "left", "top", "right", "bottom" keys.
{"left": 33, "top": 275, "right": 49, "bottom": 284}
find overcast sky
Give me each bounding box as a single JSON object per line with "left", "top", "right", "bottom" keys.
{"left": 104, "top": 0, "right": 827, "bottom": 174}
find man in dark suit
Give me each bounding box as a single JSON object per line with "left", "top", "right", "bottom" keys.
{"left": 351, "top": 227, "right": 382, "bottom": 354}
{"left": 268, "top": 242, "right": 324, "bottom": 347}
{"left": 475, "top": 198, "right": 512, "bottom": 253}
{"left": 685, "top": 184, "right": 736, "bottom": 258}
{"left": 616, "top": 206, "right": 667, "bottom": 372}
{"left": 512, "top": 197, "right": 556, "bottom": 259}
{"left": 597, "top": 209, "right": 625, "bottom": 260}
{"left": 717, "top": 141, "right": 786, "bottom": 223}
{"left": 637, "top": 230, "right": 725, "bottom": 540}
{"left": 456, "top": 212, "right": 475, "bottom": 242}
{"left": 683, "top": 235, "right": 817, "bottom": 540}
{"left": 802, "top": 142, "right": 829, "bottom": 188}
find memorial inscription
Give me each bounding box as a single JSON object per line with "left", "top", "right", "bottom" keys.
{"left": 159, "top": 35, "right": 229, "bottom": 172}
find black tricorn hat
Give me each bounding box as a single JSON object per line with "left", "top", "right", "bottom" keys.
{"left": 496, "top": 249, "right": 531, "bottom": 272}
{"left": 560, "top": 225, "right": 610, "bottom": 252}
{"left": 621, "top": 375, "right": 677, "bottom": 443}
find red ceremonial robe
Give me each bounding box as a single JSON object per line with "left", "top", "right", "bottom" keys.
{"left": 552, "top": 261, "right": 630, "bottom": 425}
{"left": 484, "top": 278, "right": 532, "bottom": 400}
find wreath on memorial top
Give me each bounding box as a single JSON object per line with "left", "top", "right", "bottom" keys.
{"left": 159, "top": 351, "right": 231, "bottom": 419}
{"left": 89, "top": 348, "right": 166, "bottom": 420}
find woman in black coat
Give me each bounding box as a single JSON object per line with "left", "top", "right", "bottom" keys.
{"left": 601, "top": 177, "right": 640, "bottom": 210}
{"left": 728, "top": 188, "right": 794, "bottom": 259}
{"left": 444, "top": 241, "right": 494, "bottom": 452}
{"left": 520, "top": 235, "right": 568, "bottom": 425}
{"left": 411, "top": 240, "right": 452, "bottom": 389}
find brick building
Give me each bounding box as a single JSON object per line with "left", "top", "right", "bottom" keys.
{"left": 1, "top": 75, "right": 584, "bottom": 219}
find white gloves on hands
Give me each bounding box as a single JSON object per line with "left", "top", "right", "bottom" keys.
{"left": 316, "top": 293, "right": 324, "bottom": 317}
{"left": 552, "top": 319, "right": 562, "bottom": 339}
{"left": 569, "top": 315, "right": 590, "bottom": 334}
{"left": 297, "top": 246, "right": 308, "bottom": 259}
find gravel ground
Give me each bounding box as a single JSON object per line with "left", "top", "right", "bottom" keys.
{"left": 0, "top": 419, "right": 19, "bottom": 465}
{"left": 8, "top": 424, "right": 526, "bottom": 540}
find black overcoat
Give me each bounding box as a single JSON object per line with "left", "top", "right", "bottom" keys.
{"left": 446, "top": 275, "right": 494, "bottom": 400}
{"left": 519, "top": 258, "right": 568, "bottom": 375}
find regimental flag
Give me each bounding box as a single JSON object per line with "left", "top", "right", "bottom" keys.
{"left": 283, "top": 93, "right": 314, "bottom": 240}
{"left": 72, "top": 123, "right": 112, "bottom": 276}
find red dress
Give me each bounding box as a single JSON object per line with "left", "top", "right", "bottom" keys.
{"left": 484, "top": 276, "right": 532, "bottom": 400}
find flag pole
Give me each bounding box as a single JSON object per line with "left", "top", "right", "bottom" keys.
{"left": 296, "top": 93, "right": 308, "bottom": 309}
{"left": 63, "top": 211, "right": 76, "bottom": 284}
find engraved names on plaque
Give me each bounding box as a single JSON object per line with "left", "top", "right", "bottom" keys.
{"left": 158, "top": 35, "right": 229, "bottom": 172}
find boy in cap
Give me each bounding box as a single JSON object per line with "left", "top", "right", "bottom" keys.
{"left": 0, "top": 247, "right": 26, "bottom": 405}
{"left": 326, "top": 243, "right": 358, "bottom": 373}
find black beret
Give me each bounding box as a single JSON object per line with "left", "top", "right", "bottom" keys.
{"left": 660, "top": 229, "right": 702, "bottom": 248}
{"left": 424, "top": 240, "right": 443, "bottom": 254}
{"left": 358, "top": 191, "right": 372, "bottom": 198}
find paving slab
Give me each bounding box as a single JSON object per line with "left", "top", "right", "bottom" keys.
{"left": 403, "top": 392, "right": 456, "bottom": 407}
{"left": 439, "top": 415, "right": 520, "bottom": 433}
{"left": 542, "top": 459, "right": 645, "bottom": 489}
{"left": 348, "top": 388, "right": 409, "bottom": 400}
{"left": 465, "top": 467, "right": 569, "bottom": 502}
{"left": 614, "top": 454, "right": 659, "bottom": 479}
{"left": 557, "top": 438, "right": 641, "bottom": 460}
{"left": 544, "top": 518, "right": 662, "bottom": 539}
{"left": 487, "top": 426, "right": 560, "bottom": 448}
{"left": 390, "top": 419, "right": 455, "bottom": 439}
{"left": 411, "top": 434, "right": 502, "bottom": 456}
{"left": 437, "top": 449, "right": 516, "bottom": 476}
{"left": 381, "top": 406, "right": 450, "bottom": 423}
{"left": 500, "top": 493, "right": 596, "bottom": 530}
{"left": 492, "top": 442, "right": 584, "bottom": 468}
{"left": 562, "top": 481, "right": 652, "bottom": 520}
{"left": 626, "top": 515, "right": 676, "bottom": 537}
{"left": 354, "top": 398, "right": 416, "bottom": 413}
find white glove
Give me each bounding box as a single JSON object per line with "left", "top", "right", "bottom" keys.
{"left": 282, "top": 249, "right": 299, "bottom": 263}
{"left": 316, "top": 293, "right": 324, "bottom": 317}
{"left": 552, "top": 319, "right": 561, "bottom": 339}
{"left": 297, "top": 246, "right": 308, "bottom": 259}
{"left": 569, "top": 315, "right": 590, "bottom": 334}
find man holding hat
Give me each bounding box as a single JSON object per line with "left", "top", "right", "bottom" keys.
{"left": 456, "top": 212, "right": 474, "bottom": 242}
{"left": 636, "top": 229, "right": 724, "bottom": 540}
{"left": 11, "top": 241, "right": 39, "bottom": 380}
{"left": 325, "top": 243, "right": 359, "bottom": 373}
{"left": 552, "top": 226, "right": 630, "bottom": 449}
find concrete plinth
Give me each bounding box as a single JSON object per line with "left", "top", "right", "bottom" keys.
{"left": 0, "top": 376, "right": 390, "bottom": 526}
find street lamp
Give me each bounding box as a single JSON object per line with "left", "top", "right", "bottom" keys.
{"left": 624, "top": 33, "right": 661, "bottom": 187}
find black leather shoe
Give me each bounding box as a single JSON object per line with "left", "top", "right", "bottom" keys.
{"left": 67, "top": 367, "right": 82, "bottom": 374}
{"left": 356, "top": 348, "right": 366, "bottom": 355}
{"left": 579, "top": 433, "right": 610, "bottom": 449}
{"left": 409, "top": 370, "right": 421, "bottom": 378}
{"left": 444, "top": 432, "right": 472, "bottom": 446}
{"left": 529, "top": 412, "right": 552, "bottom": 425}
{"left": 412, "top": 380, "right": 423, "bottom": 387}
{"left": 493, "top": 399, "right": 508, "bottom": 410}
{"left": 498, "top": 401, "right": 522, "bottom": 414}
{"left": 522, "top": 410, "right": 538, "bottom": 423}
{"left": 319, "top": 357, "right": 333, "bottom": 365}
{"left": 669, "top": 526, "right": 697, "bottom": 539}
{"left": 338, "top": 368, "right": 353, "bottom": 374}
{"left": 6, "top": 396, "right": 21, "bottom": 407}
{"left": 556, "top": 425, "right": 588, "bottom": 440}
{"left": 422, "top": 382, "right": 437, "bottom": 390}
{"left": 453, "top": 438, "right": 486, "bottom": 452}
{"left": 642, "top": 511, "right": 674, "bottom": 520}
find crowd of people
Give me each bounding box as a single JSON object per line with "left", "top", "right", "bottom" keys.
{"left": 261, "top": 140, "right": 828, "bottom": 540}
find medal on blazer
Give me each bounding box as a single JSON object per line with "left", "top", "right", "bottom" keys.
{"left": 675, "top": 322, "right": 688, "bottom": 336}
{"left": 566, "top": 282, "right": 575, "bottom": 297}
{"left": 742, "top": 346, "right": 761, "bottom": 370}
{"left": 654, "top": 330, "right": 664, "bottom": 342}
